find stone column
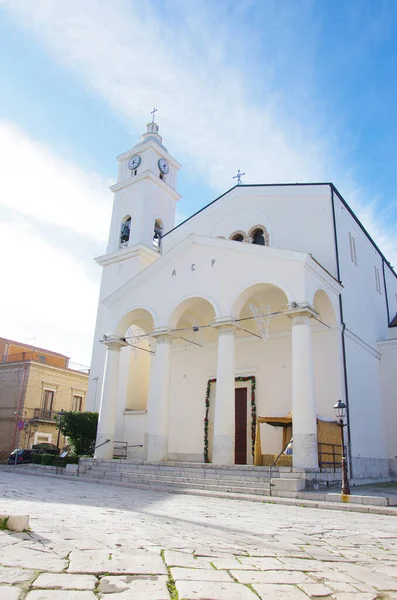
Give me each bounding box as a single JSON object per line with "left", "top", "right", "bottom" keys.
{"left": 95, "top": 336, "right": 127, "bottom": 459}
{"left": 145, "top": 330, "right": 173, "bottom": 462}
{"left": 212, "top": 320, "right": 236, "bottom": 465}
{"left": 287, "top": 305, "right": 319, "bottom": 469}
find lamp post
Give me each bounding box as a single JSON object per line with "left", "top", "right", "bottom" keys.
{"left": 56, "top": 410, "right": 64, "bottom": 450}
{"left": 333, "top": 399, "right": 350, "bottom": 495}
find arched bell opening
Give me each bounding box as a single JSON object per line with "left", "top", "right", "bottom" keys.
{"left": 153, "top": 218, "right": 163, "bottom": 252}
{"left": 229, "top": 230, "right": 246, "bottom": 242}
{"left": 248, "top": 224, "right": 269, "bottom": 246}
{"left": 119, "top": 216, "right": 131, "bottom": 248}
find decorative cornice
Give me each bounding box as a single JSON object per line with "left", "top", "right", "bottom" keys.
{"left": 110, "top": 169, "right": 182, "bottom": 201}
{"left": 285, "top": 303, "right": 319, "bottom": 321}
{"left": 100, "top": 335, "right": 128, "bottom": 351}
{"left": 95, "top": 243, "right": 160, "bottom": 267}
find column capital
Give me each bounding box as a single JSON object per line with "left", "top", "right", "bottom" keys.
{"left": 100, "top": 335, "right": 128, "bottom": 351}
{"left": 211, "top": 317, "right": 237, "bottom": 334}
{"left": 151, "top": 327, "right": 174, "bottom": 343}
{"left": 285, "top": 303, "right": 318, "bottom": 322}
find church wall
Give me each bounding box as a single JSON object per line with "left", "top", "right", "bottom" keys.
{"left": 378, "top": 341, "right": 397, "bottom": 476}
{"left": 344, "top": 334, "right": 389, "bottom": 478}
{"left": 166, "top": 328, "right": 341, "bottom": 462}
{"left": 163, "top": 185, "right": 338, "bottom": 279}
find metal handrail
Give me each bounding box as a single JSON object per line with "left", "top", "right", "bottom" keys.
{"left": 77, "top": 439, "right": 110, "bottom": 476}
{"left": 269, "top": 439, "right": 293, "bottom": 497}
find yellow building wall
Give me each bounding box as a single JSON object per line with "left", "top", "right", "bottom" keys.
{"left": 0, "top": 361, "right": 88, "bottom": 460}
{"left": 3, "top": 341, "right": 68, "bottom": 369}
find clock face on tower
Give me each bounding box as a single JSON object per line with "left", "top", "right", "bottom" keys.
{"left": 158, "top": 158, "right": 170, "bottom": 175}
{"left": 128, "top": 155, "right": 141, "bottom": 170}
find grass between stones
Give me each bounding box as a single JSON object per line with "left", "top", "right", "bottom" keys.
{"left": 0, "top": 516, "right": 9, "bottom": 530}
{"left": 227, "top": 569, "right": 261, "bottom": 598}
{"left": 160, "top": 549, "right": 179, "bottom": 600}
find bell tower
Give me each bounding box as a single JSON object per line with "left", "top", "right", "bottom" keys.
{"left": 106, "top": 119, "right": 181, "bottom": 256}
{"left": 86, "top": 119, "right": 182, "bottom": 412}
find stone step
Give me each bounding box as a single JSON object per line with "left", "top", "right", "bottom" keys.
{"left": 83, "top": 472, "right": 270, "bottom": 495}
{"left": 84, "top": 470, "right": 271, "bottom": 490}
{"left": 86, "top": 466, "right": 275, "bottom": 482}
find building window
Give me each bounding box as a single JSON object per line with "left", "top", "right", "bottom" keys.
{"left": 349, "top": 233, "right": 357, "bottom": 265}
{"left": 248, "top": 224, "right": 269, "bottom": 246}
{"left": 375, "top": 266, "right": 382, "bottom": 294}
{"left": 119, "top": 216, "right": 131, "bottom": 249}
{"left": 39, "top": 355, "right": 46, "bottom": 363}
{"left": 72, "top": 395, "right": 83, "bottom": 411}
{"left": 43, "top": 389, "right": 55, "bottom": 411}
{"left": 230, "top": 231, "right": 246, "bottom": 242}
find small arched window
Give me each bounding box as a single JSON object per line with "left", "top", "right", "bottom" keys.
{"left": 119, "top": 216, "right": 131, "bottom": 248}
{"left": 230, "top": 230, "right": 246, "bottom": 242}
{"left": 153, "top": 218, "right": 163, "bottom": 252}
{"left": 252, "top": 228, "right": 265, "bottom": 246}
{"left": 248, "top": 225, "right": 269, "bottom": 246}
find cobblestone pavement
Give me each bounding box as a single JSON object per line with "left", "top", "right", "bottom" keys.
{"left": 0, "top": 472, "right": 397, "bottom": 599}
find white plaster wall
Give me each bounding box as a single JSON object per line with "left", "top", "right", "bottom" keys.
{"left": 344, "top": 335, "right": 387, "bottom": 462}
{"left": 122, "top": 411, "right": 147, "bottom": 459}
{"left": 163, "top": 185, "right": 337, "bottom": 278}
{"left": 379, "top": 342, "right": 397, "bottom": 463}
{"left": 166, "top": 325, "right": 341, "bottom": 461}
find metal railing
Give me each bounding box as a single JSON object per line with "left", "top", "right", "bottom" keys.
{"left": 269, "top": 439, "right": 293, "bottom": 496}
{"left": 318, "top": 443, "right": 343, "bottom": 473}
{"left": 33, "top": 408, "right": 57, "bottom": 421}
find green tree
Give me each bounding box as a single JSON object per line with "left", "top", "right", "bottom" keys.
{"left": 55, "top": 412, "right": 98, "bottom": 456}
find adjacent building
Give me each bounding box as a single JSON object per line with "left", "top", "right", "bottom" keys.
{"left": 0, "top": 337, "right": 89, "bottom": 460}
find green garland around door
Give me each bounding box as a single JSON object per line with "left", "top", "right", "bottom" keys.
{"left": 204, "top": 376, "right": 256, "bottom": 463}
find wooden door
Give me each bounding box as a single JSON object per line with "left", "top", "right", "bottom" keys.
{"left": 235, "top": 388, "right": 247, "bottom": 464}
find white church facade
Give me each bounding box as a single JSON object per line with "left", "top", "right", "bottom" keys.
{"left": 87, "top": 120, "right": 397, "bottom": 481}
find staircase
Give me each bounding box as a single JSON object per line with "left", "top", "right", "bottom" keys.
{"left": 77, "top": 459, "right": 308, "bottom": 499}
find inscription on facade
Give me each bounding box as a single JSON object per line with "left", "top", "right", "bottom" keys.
{"left": 171, "top": 259, "right": 216, "bottom": 277}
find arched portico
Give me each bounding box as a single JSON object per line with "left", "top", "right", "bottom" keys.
{"left": 95, "top": 307, "right": 155, "bottom": 459}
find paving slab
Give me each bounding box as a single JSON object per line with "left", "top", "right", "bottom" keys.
{"left": 0, "top": 586, "right": 22, "bottom": 600}
{"left": 231, "top": 569, "right": 315, "bottom": 584}
{"left": 26, "top": 593, "right": 96, "bottom": 600}
{"left": 68, "top": 550, "right": 166, "bottom": 575}
{"left": 0, "top": 567, "right": 35, "bottom": 584}
{"left": 98, "top": 574, "right": 169, "bottom": 599}
{"left": 175, "top": 579, "right": 257, "bottom": 599}
{"left": 32, "top": 573, "right": 98, "bottom": 590}
{"left": 171, "top": 567, "right": 232, "bottom": 582}
{"left": 297, "top": 582, "right": 333, "bottom": 596}
{"left": 0, "top": 546, "right": 66, "bottom": 572}
{"left": 237, "top": 556, "right": 285, "bottom": 570}
{"left": 163, "top": 550, "right": 212, "bottom": 568}
{"left": 252, "top": 583, "right": 310, "bottom": 598}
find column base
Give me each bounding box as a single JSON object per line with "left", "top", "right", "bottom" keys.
{"left": 292, "top": 433, "right": 318, "bottom": 469}
{"left": 145, "top": 433, "right": 168, "bottom": 462}
{"left": 94, "top": 434, "right": 114, "bottom": 459}
{"left": 212, "top": 434, "right": 234, "bottom": 465}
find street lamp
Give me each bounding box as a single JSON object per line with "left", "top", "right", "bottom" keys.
{"left": 333, "top": 399, "right": 350, "bottom": 495}
{"left": 56, "top": 410, "right": 64, "bottom": 449}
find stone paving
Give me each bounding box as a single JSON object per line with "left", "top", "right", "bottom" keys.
{"left": 0, "top": 471, "right": 397, "bottom": 599}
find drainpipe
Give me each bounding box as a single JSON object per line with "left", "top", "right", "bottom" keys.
{"left": 11, "top": 363, "right": 28, "bottom": 452}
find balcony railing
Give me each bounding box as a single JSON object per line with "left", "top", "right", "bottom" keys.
{"left": 33, "top": 408, "right": 57, "bottom": 421}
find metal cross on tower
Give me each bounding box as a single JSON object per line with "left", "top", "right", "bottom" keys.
{"left": 151, "top": 107, "right": 158, "bottom": 123}
{"left": 233, "top": 169, "right": 245, "bottom": 185}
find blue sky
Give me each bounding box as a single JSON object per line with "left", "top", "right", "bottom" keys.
{"left": 0, "top": 0, "right": 396, "bottom": 366}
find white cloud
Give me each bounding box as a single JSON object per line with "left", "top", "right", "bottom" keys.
{"left": 0, "top": 121, "right": 112, "bottom": 365}
{"left": 0, "top": 121, "right": 111, "bottom": 241}
{"left": 0, "top": 0, "right": 331, "bottom": 189}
